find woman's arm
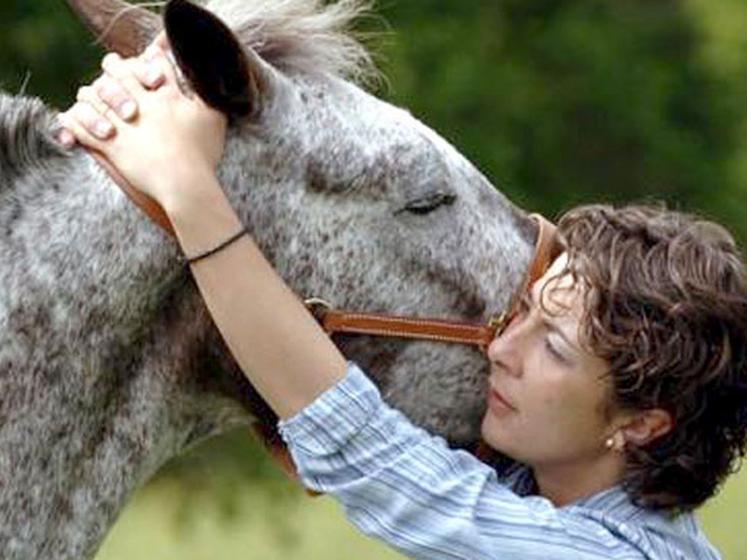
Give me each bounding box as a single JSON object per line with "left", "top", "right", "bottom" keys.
{"left": 60, "top": 44, "right": 346, "bottom": 420}
{"left": 278, "top": 364, "right": 649, "bottom": 560}
{"left": 167, "top": 175, "right": 348, "bottom": 419}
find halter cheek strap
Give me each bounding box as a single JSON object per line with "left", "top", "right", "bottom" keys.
{"left": 305, "top": 214, "right": 558, "bottom": 349}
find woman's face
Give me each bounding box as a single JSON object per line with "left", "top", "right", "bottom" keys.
{"left": 481, "top": 254, "right": 616, "bottom": 469}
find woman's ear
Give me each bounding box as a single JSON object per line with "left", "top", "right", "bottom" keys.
{"left": 620, "top": 408, "right": 673, "bottom": 447}
{"left": 164, "top": 0, "right": 276, "bottom": 119}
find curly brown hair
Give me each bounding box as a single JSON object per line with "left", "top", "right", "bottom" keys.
{"left": 553, "top": 203, "right": 747, "bottom": 511}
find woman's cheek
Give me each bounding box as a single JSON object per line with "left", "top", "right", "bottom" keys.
{"left": 534, "top": 374, "right": 575, "bottom": 424}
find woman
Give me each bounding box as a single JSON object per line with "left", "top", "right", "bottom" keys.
{"left": 58, "top": 42, "right": 746, "bottom": 559}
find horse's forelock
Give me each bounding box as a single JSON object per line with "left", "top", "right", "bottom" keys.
{"left": 205, "top": 0, "right": 380, "bottom": 86}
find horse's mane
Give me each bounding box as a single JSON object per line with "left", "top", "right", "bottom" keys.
{"left": 206, "top": 0, "right": 379, "bottom": 86}
{"left": 0, "top": 94, "right": 64, "bottom": 189}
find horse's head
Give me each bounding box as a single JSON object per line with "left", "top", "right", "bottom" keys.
{"left": 67, "top": 0, "right": 537, "bottom": 444}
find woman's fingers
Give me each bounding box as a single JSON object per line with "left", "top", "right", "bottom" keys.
{"left": 55, "top": 42, "right": 181, "bottom": 151}
{"left": 92, "top": 75, "right": 138, "bottom": 121}
{"left": 101, "top": 48, "right": 180, "bottom": 101}
{"left": 69, "top": 91, "right": 115, "bottom": 140}
{"left": 101, "top": 53, "right": 151, "bottom": 99}
{"left": 57, "top": 105, "right": 110, "bottom": 151}
{"left": 152, "top": 30, "right": 170, "bottom": 51}
{"left": 80, "top": 47, "right": 169, "bottom": 126}
{"left": 56, "top": 69, "right": 135, "bottom": 148}
{"left": 57, "top": 127, "right": 76, "bottom": 149}
{"left": 137, "top": 45, "right": 169, "bottom": 89}
{"left": 139, "top": 43, "right": 181, "bottom": 91}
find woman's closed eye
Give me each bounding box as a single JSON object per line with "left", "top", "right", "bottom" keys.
{"left": 519, "top": 292, "right": 573, "bottom": 364}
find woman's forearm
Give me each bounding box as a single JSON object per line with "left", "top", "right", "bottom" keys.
{"left": 58, "top": 45, "right": 347, "bottom": 418}
{"left": 166, "top": 173, "right": 348, "bottom": 420}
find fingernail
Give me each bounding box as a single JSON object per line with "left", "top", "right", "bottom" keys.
{"left": 119, "top": 100, "right": 137, "bottom": 120}
{"left": 146, "top": 67, "right": 164, "bottom": 87}
{"left": 58, "top": 130, "right": 75, "bottom": 148}
{"left": 95, "top": 120, "right": 113, "bottom": 139}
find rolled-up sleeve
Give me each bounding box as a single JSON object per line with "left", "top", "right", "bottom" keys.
{"left": 278, "top": 363, "right": 649, "bottom": 560}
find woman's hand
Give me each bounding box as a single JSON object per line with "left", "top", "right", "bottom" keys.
{"left": 58, "top": 41, "right": 227, "bottom": 214}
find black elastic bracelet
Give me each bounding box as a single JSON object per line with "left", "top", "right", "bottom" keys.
{"left": 186, "top": 228, "right": 249, "bottom": 265}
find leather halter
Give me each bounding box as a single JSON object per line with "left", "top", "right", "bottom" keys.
{"left": 305, "top": 213, "right": 558, "bottom": 350}
{"left": 91, "top": 149, "right": 559, "bottom": 485}
{"left": 92, "top": 148, "right": 559, "bottom": 347}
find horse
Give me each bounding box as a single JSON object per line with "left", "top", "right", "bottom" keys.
{"left": 0, "top": 0, "right": 537, "bottom": 557}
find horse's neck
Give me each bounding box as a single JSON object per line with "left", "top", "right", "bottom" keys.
{"left": 0, "top": 152, "right": 252, "bottom": 559}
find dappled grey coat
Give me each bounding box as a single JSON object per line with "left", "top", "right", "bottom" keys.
{"left": 0, "top": 0, "right": 537, "bottom": 558}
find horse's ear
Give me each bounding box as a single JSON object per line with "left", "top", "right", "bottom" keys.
{"left": 65, "top": 0, "right": 161, "bottom": 57}
{"left": 164, "top": 0, "right": 273, "bottom": 119}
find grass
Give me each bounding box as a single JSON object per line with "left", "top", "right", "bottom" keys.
{"left": 700, "top": 464, "right": 747, "bottom": 559}
{"left": 95, "top": 480, "right": 403, "bottom": 560}
{"left": 95, "top": 459, "right": 747, "bottom": 560}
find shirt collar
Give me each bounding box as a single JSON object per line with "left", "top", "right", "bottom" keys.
{"left": 566, "top": 483, "right": 667, "bottom": 524}
{"left": 499, "top": 462, "right": 675, "bottom": 525}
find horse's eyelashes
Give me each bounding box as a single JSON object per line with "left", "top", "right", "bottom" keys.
{"left": 399, "top": 192, "right": 457, "bottom": 216}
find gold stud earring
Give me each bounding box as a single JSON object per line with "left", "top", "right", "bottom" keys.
{"left": 605, "top": 433, "right": 625, "bottom": 453}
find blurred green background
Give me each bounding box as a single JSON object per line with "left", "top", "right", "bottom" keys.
{"left": 2, "top": 0, "right": 746, "bottom": 558}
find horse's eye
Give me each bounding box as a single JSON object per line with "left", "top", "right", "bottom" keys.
{"left": 399, "top": 192, "right": 457, "bottom": 216}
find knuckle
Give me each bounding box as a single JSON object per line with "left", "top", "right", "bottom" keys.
{"left": 102, "top": 53, "right": 128, "bottom": 77}
{"left": 98, "top": 81, "right": 122, "bottom": 104}
{"left": 92, "top": 77, "right": 112, "bottom": 98}
{"left": 101, "top": 53, "right": 118, "bottom": 70}
{"left": 70, "top": 101, "right": 89, "bottom": 119}
{"left": 113, "top": 60, "right": 139, "bottom": 84}
{"left": 65, "top": 103, "right": 81, "bottom": 120}
{"left": 142, "top": 44, "right": 160, "bottom": 60}
{"left": 75, "top": 86, "right": 92, "bottom": 102}
{"left": 92, "top": 76, "right": 107, "bottom": 90}
{"left": 119, "top": 57, "right": 137, "bottom": 71}
{"left": 66, "top": 111, "right": 89, "bottom": 132}
{"left": 83, "top": 101, "right": 101, "bottom": 123}
{"left": 77, "top": 102, "right": 99, "bottom": 123}
{"left": 102, "top": 52, "right": 121, "bottom": 65}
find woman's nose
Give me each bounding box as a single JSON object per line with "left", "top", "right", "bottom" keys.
{"left": 486, "top": 314, "right": 527, "bottom": 375}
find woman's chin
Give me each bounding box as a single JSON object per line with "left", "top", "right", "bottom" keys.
{"left": 480, "top": 413, "right": 503, "bottom": 450}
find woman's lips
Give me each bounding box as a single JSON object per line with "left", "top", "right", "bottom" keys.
{"left": 487, "top": 385, "right": 516, "bottom": 414}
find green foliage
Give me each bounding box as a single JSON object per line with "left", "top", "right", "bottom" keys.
{"left": 0, "top": 0, "right": 103, "bottom": 107}
{"left": 152, "top": 429, "right": 302, "bottom": 542}
{"left": 376, "top": 0, "right": 745, "bottom": 230}
{"left": 94, "top": 467, "right": 747, "bottom": 559}
{"left": 4, "top": 0, "right": 747, "bottom": 232}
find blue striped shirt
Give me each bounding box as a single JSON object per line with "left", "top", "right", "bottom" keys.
{"left": 278, "top": 363, "right": 722, "bottom": 559}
